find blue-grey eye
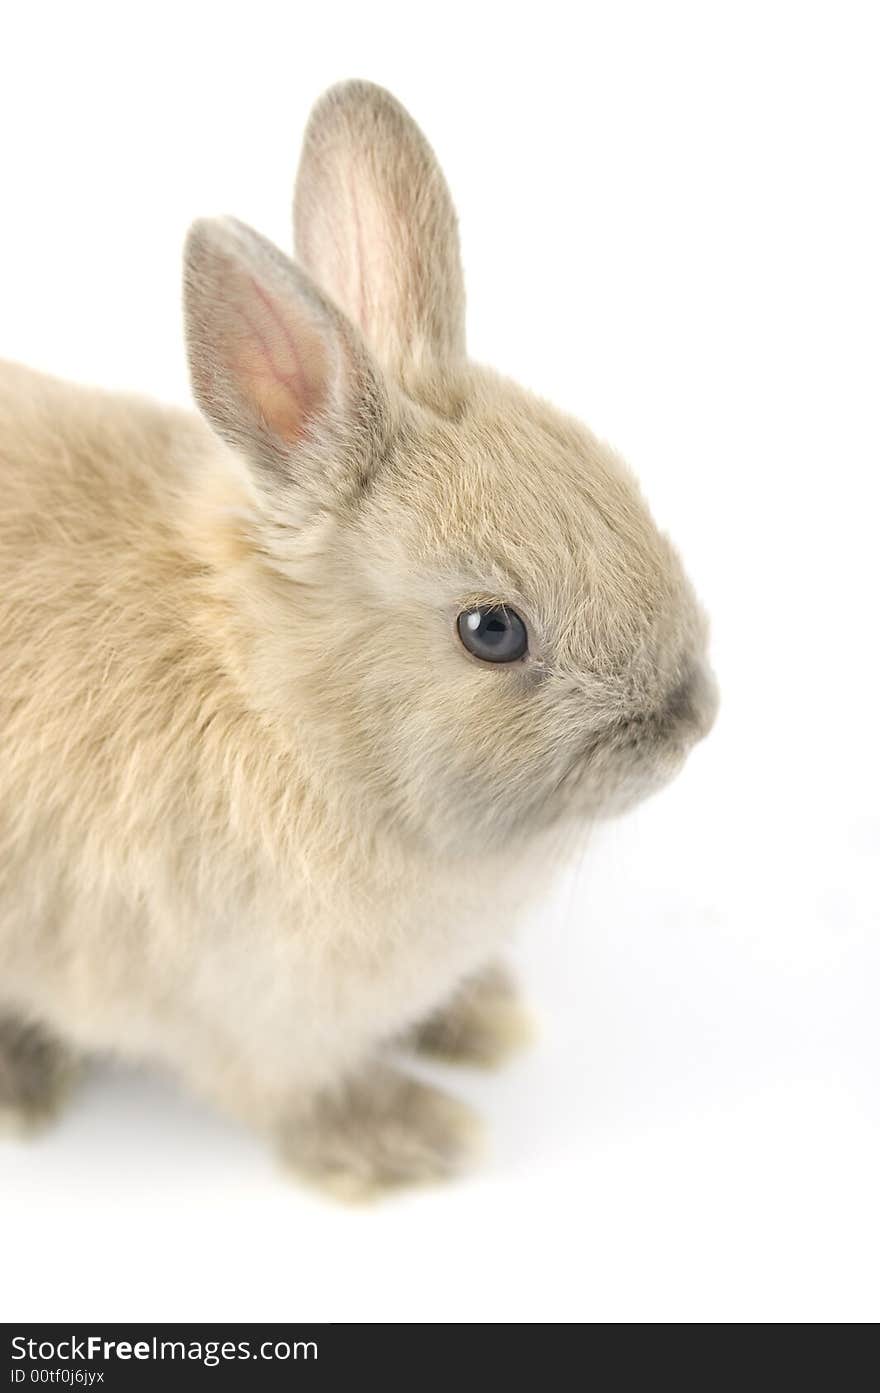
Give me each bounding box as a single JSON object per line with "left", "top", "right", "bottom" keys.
{"left": 457, "top": 605, "right": 528, "bottom": 663}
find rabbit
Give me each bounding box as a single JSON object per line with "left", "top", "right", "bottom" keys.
{"left": 0, "top": 81, "right": 717, "bottom": 1197}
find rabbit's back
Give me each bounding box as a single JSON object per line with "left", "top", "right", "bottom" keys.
{"left": 0, "top": 360, "right": 203, "bottom": 611}
{"left": 0, "top": 364, "right": 241, "bottom": 958}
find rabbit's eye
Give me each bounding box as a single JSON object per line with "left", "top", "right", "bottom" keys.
{"left": 457, "top": 606, "right": 528, "bottom": 663}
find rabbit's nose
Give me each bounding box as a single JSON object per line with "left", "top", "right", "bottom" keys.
{"left": 663, "top": 661, "right": 719, "bottom": 743}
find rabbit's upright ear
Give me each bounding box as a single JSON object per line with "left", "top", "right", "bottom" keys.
{"left": 294, "top": 81, "right": 465, "bottom": 384}
{"left": 184, "top": 217, "right": 388, "bottom": 507}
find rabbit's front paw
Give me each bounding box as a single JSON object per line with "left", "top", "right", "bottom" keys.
{"left": 410, "top": 961, "right": 534, "bottom": 1068}
{"left": 0, "top": 1015, "right": 80, "bottom": 1136}
{"left": 281, "top": 1065, "right": 481, "bottom": 1201}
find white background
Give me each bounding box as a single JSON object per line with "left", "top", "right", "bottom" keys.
{"left": 1, "top": 0, "right": 878, "bottom": 1323}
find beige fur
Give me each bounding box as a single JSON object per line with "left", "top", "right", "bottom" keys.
{"left": 408, "top": 962, "right": 534, "bottom": 1068}
{"left": 0, "top": 82, "right": 716, "bottom": 1194}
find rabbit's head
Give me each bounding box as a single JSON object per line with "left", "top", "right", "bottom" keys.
{"left": 184, "top": 82, "right": 717, "bottom": 852}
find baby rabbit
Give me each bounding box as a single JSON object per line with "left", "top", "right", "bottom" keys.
{"left": 0, "top": 81, "right": 716, "bottom": 1196}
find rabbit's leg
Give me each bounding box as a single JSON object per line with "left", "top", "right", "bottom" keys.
{"left": 280, "top": 1063, "right": 481, "bottom": 1200}
{"left": 0, "top": 1013, "right": 80, "bottom": 1134}
{"left": 409, "top": 960, "right": 534, "bottom": 1067}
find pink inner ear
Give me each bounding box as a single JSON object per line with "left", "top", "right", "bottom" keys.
{"left": 233, "top": 274, "right": 329, "bottom": 445}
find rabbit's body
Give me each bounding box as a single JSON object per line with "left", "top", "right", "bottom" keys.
{"left": 0, "top": 361, "right": 541, "bottom": 1129}
{"left": 0, "top": 83, "right": 716, "bottom": 1192}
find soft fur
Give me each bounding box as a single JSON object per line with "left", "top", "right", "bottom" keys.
{"left": 0, "top": 82, "right": 716, "bottom": 1194}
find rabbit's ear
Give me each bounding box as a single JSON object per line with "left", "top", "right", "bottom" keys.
{"left": 294, "top": 81, "right": 465, "bottom": 384}
{"left": 184, "top": 216, "right": 388, "bottom": 505}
